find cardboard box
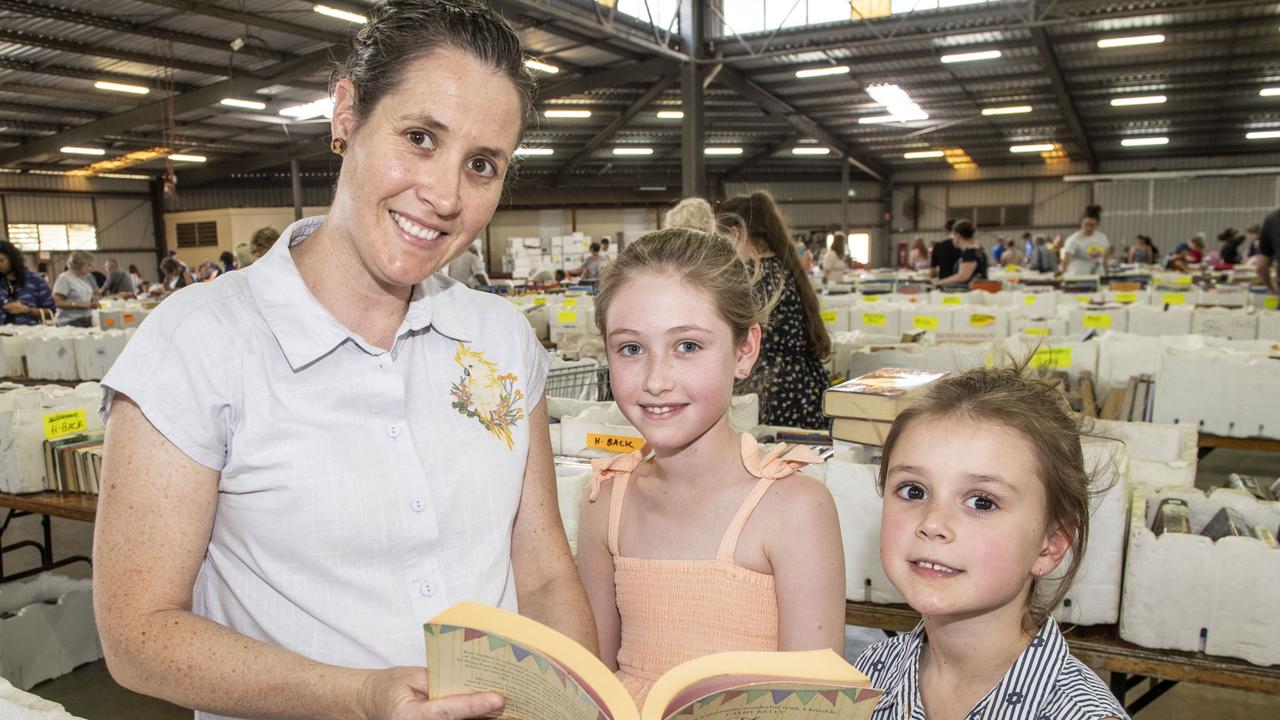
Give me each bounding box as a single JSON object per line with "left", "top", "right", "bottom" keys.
{"left": 1067, "top": 305, "right": 1129, "bottom": 335}
{"left": 1120, "top": 487, "right": 1280, "bottom": 665}
{"left": 1191, "top": 308, "right": 1258, "bottom": 340}
{"left": 1125, "top": 304, "right": 1194, "bottom": 337}
{"left": 0, "top": 574, "right": 102, "bottom": 690}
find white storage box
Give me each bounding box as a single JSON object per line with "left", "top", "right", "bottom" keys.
{"left": 1104, "top": 289, "right": 1147, "bottom": 306}
{"left": 819, "top": 306, "right": 851, "bottom": 333}
{"left": 1, "top": 333, "right": 27, "bottom": 377}
{"left": 1051, "top": 436, "right": 1128, "bottom": 626}
{"left": 1093, "top": 419, "right": 1197, "bottom": 491}
{"left": 1125, "top": 304, "right": 1193, "bottom": 337}
{"left": 1191, "top": 308, "right": 1258, "bottom": 340}
{"left": 548, "top": 305, "right": 597, "bottom": 344}
{"left": 1149, "top": 289, "right": 1194, "bottom": 308}
{"left": 843, "top": 342, "right": 991, "bottom": 382}
{"left": 1259, "top": 310, "right": 1280, "bottom": 340}
{"left": 824, "top": 454, "right": 903, "bottom": 604}
{"left": 0, "top": 574, "right": 102, "bottom": 690}
{"left": 0, "top": 677, "right": 87, "bottom": 720}
{"left": 1095, "top": 333, "right": 1162, "bottom": 391}
{"left": 899, "top": 305, "right": 953, "bottom": 334}
{"left": 24, "top": 333, "right": 79, "bottom": 381}
{"left": 1152, "top": 345, "right": 1279, "bottom": 438}
{"left": 1010, "top": 314, "right": 1069, "bottom": 338}
{"left": 554, "top": 462, "right": 592, "bottom": 556}
{"left": 998, "top": 337, "right": 1098, "bottom": 383}
{"left": 850, "top": 306, "right": 901, "bottom": 336}
{"left": 1196, "top": 287, "right": 1250, "bottom": 308}
{"left": 928, "top": 291, "right": 973, "bottom": 307}
{"left": 0, "top": 383, "right": 105, "bottom": 494}
{"left": 71, "top": 331, "right": 129, "bottom": 382}
{"left": 1067, "top": 305, "right": 1129, "bottom": 335}
{"left": 940, "top": 307, "right": 1010, "bottom": 341}
{"left": 1120, "top": 487, "right": 1280, "bottom": 666}
{"left": 1013, "top": 291, "right": 1059, "bottom": 315}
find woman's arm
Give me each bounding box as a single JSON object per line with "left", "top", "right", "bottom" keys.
{"left": 766, "top": 476, "right": 846, "bottom": 654}
{"left": 936, "top": 260, "right": 976, "bottom": 286}
{"left": 94, "top": 396, "right": 503, "bottom": 720}
{"left": 509, "top": 398, "right": 598, "bottom": 654}
{"left": 577, "top": 480, "right": 621, "bottom": 669}
{"left": 52, "top": 292, "right": 89, "bottom": 310}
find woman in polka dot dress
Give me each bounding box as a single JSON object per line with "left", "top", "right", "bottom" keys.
{"left": 719, "top": 191, "right": 831, "bottom": 430}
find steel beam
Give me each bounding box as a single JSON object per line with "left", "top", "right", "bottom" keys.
{"left": 178, "top": 138, "right": 331, "bottom": 187}
{"left": 131, "top": 1, "right": 349, "bottom": 45}
{"left": 1029, "top": 25, "right": 1096, "bottom": 172}
{"left": 0, "top": 47, "right": 339, "bottom": 167}
{"left": 715, "top": 67, "right": 885, "bottom": 181}
{"left": 0, "top": 57, "right": 195, "bottom": 93}
{"left": 680, "top": 0, "right": 706, "bottom": 198}
{"left": 554, "top": 77, "right": 676, "bottom": 182}
{"left": 0, "top": 27, "right": 264, "bottom": 80}
{"left": 537, "top": 58, "right": 680, "bottom": 102}
{"left": 489, "top": 0, "right": 687, "bottom": 62}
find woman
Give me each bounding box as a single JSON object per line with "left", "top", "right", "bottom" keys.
{"left": 52, "top": 250, "right": 98, "bottom": 327}
{"left": 663, "top": 196, "right": 716, "bottom": 235}
{"left": 908, "top": 237, "right": 929, "bottom": 270}
{"left": 93, "top": 3, "right": 594, "bottom": 720}
{"left": 1127, "top": 235, "right": 1157, "bottom": 265}
{"left": 935, "top": 219, "right": 987, "bottom": 286}
{"left": 1061, "top": 205, "right": 1111, "bottom": 276}
{"left": 821, "top": 231, "right": 851, "bottom": 283}
{"left": 127, "top": 264, "right": 147, "bottom": 293}
{"left": 159, "top": 256, "right": 193, "bottom": 291}
{"left": 718, "top": 191, "right": 830, "bottom": 430}
{"left": 0, "top": 240, "right": 55, "bottom": 325}
{"left": 249, "top": 226, "right": 280, "bottom": 260}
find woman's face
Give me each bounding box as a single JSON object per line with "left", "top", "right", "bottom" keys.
{"left": 327, "top": 46, "right": 522, "bottom": 289}
{"left": 1081, "top": 217, "right": 1098, "bottom": 234}
{"left": 0, "top": 254, "right": 10, "bottom": 275}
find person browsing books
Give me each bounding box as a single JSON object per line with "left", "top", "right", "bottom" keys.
{"left": 577, "top": 228, "right": 847, "bottom": 705}
{"left": 934, "top": 219, "right": 986, "bottom": 286}
{"left": 1062, "top": 205, "right": 1111, "bottom": 276}
{"left": 0, "top": 240, "right": 55, "bottom": 325}
{"left": 92, "top": 4, "right": 594, "bottom": 720}
{"left": 855, "top": 367, "right": 1127, "bottom": 720}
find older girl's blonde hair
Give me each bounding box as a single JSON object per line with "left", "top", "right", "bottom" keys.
{"left": 594, "top": 227, "right": 767, "bottom": 345}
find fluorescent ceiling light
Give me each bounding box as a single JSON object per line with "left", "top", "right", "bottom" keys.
{"left": 97, "top": 173, "right": 151, "bottom": 180}
{"left": 792, "top": 147, "right": 831, "bottom": 155}
{"left": 904, "top": 150, "right": 945, "bottom": 159}
{"left": 981, "top": 105, "right": 1032, "bottom": 115}
{"left": 867, "top": 84, "right": 911, "bottom": 106}
{"left": 704, "top": 147, "right": 743, "bottom": 156}
{"left": 1247, "top": 130, "right": 1280, "bottom": 139}
{"left": 795, "top": 65, "right": 850, "bottom": 79}
{"left": 1010, "top": 143, "right": 1056, "bottom": 153}
{"left": 940, "top": 50, "right": 1002, "bottom": 64}
{"left": 169, "top": 154, "right": 207, "bottom": 163}
{"left": 524, "top": 59, "right": 559, "bottom": 74}
{"left": 94, "top": 80, "right": 149, "bottom": 95}
{"left": 61, "top": 146, "right": 105, "bottom": 156}
{"left": 545, "top": 109, "right": 591, "bottom": 118}
{"left": 612, "top": 147, "right": 653, "bottom": 156}
{"left": 859, "top": 114, "right": 903, "bottom": 124}
{"left": 313, "top": 4, "right": 365, "bottom": 24}
{"left": 1111, "top": 95, "right": 1166, "bottom": 106}
{"left": 513, "top": 147, "right": 554, "bottom": 156}
{"left": 656, "top": 110, "right": 684, "bottom": 119}
{"left": 1097, "top": 34, "right": 1165, "bottom": 48}
{"left": 279, "top": 97, "right": 333, "bottom": 120}
{"left": 220, "top": 98, "right": 266, "bottom": 110}
{"left": 1261, "top": 88, "right": 1280, "bottom": 97}
{"left": 1121, "top": 137, "right": 1169, "bottom": 147}
{"left": 29, "top": 170, "right": 67, "bottom": 176}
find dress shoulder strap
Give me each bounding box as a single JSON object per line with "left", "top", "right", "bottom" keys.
{"left": 588, "top": 447, "right": 648, "bottom": 557}
{"left": 716, "top": 435, "right": 824, "bottom": 563}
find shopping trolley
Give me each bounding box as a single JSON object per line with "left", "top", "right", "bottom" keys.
{"left": 545, "top": 364, "right": 612, "bottom": 402}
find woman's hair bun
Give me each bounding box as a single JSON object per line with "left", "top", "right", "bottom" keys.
{"left": 1084, "top": 205, "right": 1102, "bottom": 220}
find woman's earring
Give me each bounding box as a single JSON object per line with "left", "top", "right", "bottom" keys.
{"left": 330, "top": 137, "right": 347, "bottom": 155}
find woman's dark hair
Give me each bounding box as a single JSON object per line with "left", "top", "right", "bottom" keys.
{"left": 830, "top": 232, "right": 847, "bottom": 259}
{"left": 952, "top": 219, "right": 976, "bottom": 240}
{"left": 331, "top": 0, "right": 537, "bottom": 140}
{"left": 128, "top": 264, "right": 139, "bottom": 274}
{"left": 589, "top": 242, "right": 601, "bottom": 253}
{"left": 1084, "top": 204, "right": 1102, "bottom": 221}
{"left": 219, "top": 251, "right": 235, "bottom": 265}
{"left": 161, "top": 257, "right": 181, "bottom": 275}
{"left": 0, "top": 240, "right": 25, "bottom": 279}
{"left": 718, "top": 191, "right": 830, "bottom": 360}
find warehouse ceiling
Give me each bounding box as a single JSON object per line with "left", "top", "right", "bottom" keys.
{"left": 0, "top": 0, "right": 1277, "bottom": 191}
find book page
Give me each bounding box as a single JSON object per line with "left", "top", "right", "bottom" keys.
{"left": 426, "top": 624, "right": 615, "bottom": 720}
{"left": 664, "top": 682, "right": 881, "bottom": 720}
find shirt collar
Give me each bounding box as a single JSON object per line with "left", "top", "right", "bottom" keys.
{"left": 887, "top": 617, "right": 1068, "bottom": 720}
{"left": 246, "top": 216, "right": 472, "bottom": 370}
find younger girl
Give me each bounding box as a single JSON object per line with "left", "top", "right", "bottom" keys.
{"left": 578, "top": 227, "right": 846, "bottom": 703}
{"left": 856, "top": 368, "right": 1127, "bottom": 720}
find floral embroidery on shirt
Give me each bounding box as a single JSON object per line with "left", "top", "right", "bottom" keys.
{"left": 449, "top": 343, "right": 525, "bottom": 448}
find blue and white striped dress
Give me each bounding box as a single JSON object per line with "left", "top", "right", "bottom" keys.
{"left": 854, "top": 617, "right": 1129, "bottom": 720}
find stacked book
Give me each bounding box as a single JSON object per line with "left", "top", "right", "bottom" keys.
{"left": 823, "top": 368, "right": 949, "bottom": 446}
{"left": 43, "top": 433, "right": 104, "bottom": 494}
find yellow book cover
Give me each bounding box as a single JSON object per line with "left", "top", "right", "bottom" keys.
{"left": 425, "top": 603, "right": 881, "bottom": 720}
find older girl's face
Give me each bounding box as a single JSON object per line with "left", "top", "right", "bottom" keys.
{"left": 328, "top": 46, "right": 522, "bottom": 288}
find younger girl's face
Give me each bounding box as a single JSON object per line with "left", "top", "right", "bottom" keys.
{"left": 604, "top": 271, "right": 759, "bottom": 450}
{"left": 879, "top": 417, "right": 1070, "bottom": 623}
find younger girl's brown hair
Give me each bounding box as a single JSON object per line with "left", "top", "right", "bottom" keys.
{"left": 717, "top": 190, "right": 831, "bottom": 360}
{"left": 876, "top": 366, "right": 1096, "bottom": 630}
{"left": 594, "top": 227, "right": 767, "bottom": 346}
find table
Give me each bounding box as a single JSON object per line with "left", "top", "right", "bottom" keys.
{"left": 845, "top": 601, "right": 1280, "bottom": 716}
{"left": 0, "top": 491, "right": 96, "bottom": 584}
{"left": 1197, "top": 432, "right": 1280, "bottom": 459}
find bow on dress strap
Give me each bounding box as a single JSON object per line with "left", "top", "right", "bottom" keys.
{"left": 587, "top": 447, "right": 647, "bottom": 502}
{"left": 740, "top": 434, "right": 823, "bottom": 480}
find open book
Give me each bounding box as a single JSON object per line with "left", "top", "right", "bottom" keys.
{"left": 425, "top": 603, "right": 881, "bottom": 720}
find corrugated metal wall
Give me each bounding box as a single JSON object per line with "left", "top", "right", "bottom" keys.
{"left": 164, "top": 185, "right": 334, "bottom": 212}
{"left": 95, "top": 197, "right": 159, "bottom": 281}
{"left": 3, "top": 194, "right": 95, "bottom": 223}
{"left": 1095, "top": 175, "right": 1280, "bottom": 254}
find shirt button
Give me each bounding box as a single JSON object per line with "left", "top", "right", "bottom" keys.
{"left": 386, "top": 424, "right": 401, "bottom": 438}
{"left": 411, "top": 498, "right": 425, "bottom": 513}
{"left": 419, "top": 581, "right": 436, "bottom": 597}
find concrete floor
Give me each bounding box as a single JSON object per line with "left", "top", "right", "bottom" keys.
{"left": 7, "top": 448, "right": 1280, "bottom": 719}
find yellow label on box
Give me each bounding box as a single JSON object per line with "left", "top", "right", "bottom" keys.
{"left": 43, "top": 409, "right": 87, "bottom": 441}
{"left": 821, "top": 309, "right": 839, "bottom": 324}
{"left": 1030, "top": 347, "right": 1073, "bottom": 370}
{"left": 533, "top": 297, "right": 547, "bottom": 306}
{"left": 913, "top": 315, "right": 939, "bottom": 330}
{"left": 1023, "top": 327, "right": 1050, "bottom": 336}
{"left": 562, "top": 298, "right": 578, "bottom": 308}
{"left": 1024, "top": 295, "right": 1039, "bottom": 306}
{"left": 970, "top": 313, "right": 995, "bottom": 328}
{"left": 1083, "top": 313, "right": 1112, "bottom": 329}
{"left": 102, "top": 318, "right": 116, "bottom": 328}
{"left": 862, "top": 312, "right": 886, "bottom": 327}
{"left": 1114, "top": 292, "right": 1138, "bottom": 304}
{"left": 122, "top": 313, "right": 135, "bottom": 323}
{"left": 861, "top": 295, "right": 880, "bottom": 303}
{"left": 984, "top": 353, "right": 994, "bottom": 368}
{"left": 557, "top": 311, "right": 578, "bottom": 323}
{"left": 587, "top": 432, "right": 644, "bottom": 453}
{"left": 1075, "top": 295, "right": 1092, "bottom": 304}
{"left": 1176, "top": 276, "right": 1193, "bottom": 285}
{"left": 1160, "top": 293, "right": 1186, "bottom": 306}
{"left": 941, "top": 296, "right": 963, "bottom": 306}
{"left": 1004, "top": 264, "right": 1021, "bottom": 271}
{"left": 1266, "top": 297, "right": 1279, "bottom": 310}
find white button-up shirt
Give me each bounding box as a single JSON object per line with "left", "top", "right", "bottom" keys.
{"left": 101, "top": 217, "right": 549, "bottom": 720}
